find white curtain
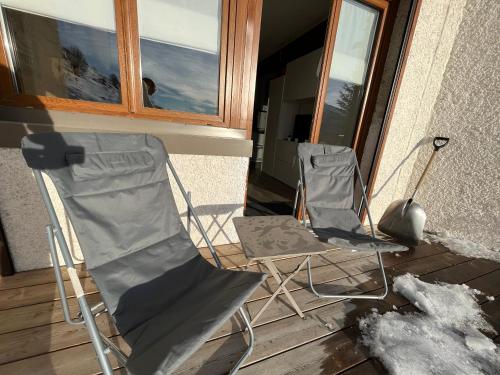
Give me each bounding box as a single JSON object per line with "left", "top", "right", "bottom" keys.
{"left": 0, "top": 0, "right": 116, "bottom": 31}
{"left": 138, "top": 0, "right": 221, "bottom": 54}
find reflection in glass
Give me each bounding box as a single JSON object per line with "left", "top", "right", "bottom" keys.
{"left": 138, "top": 0, "right": 221, "bottom": 114}
{"left": 319, "top": 0, "right": 379, "bottom": 147}
{"left": 1, "top": 2, "right": 121, "bottom": 103}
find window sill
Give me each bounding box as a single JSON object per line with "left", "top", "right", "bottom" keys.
{"left": 0, "top": 106, "right": 252, "bottom": 157}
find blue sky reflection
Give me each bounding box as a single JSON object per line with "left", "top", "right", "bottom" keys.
{"left": 140, "top": 38, "right": 219, "bottom": 114}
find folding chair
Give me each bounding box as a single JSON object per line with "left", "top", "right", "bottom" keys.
{"left": 294, "top": 143, "right": 408, "bottom": 300}
{"left": 21, "top": 133, "right": 266, "bottom": 375}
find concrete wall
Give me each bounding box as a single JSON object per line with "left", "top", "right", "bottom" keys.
{"left": 0, "top": 148, "right": 249, "bottom": 271}
{"left": 402, "top": 0, "right": 500, "bottom": 248}
{"left": 0, "top": 108, "right": 251, "bottom": 271}
{"left": 370, "top": 0, "right": 499, "bottom": 249}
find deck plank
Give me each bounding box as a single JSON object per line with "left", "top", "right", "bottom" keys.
{"left": 0, "top": 248, "right": 429, "bottom": 362}
{"left": 0, "top": 277, "right": 98, "bottom": 311}
{"left": 0, "top": 264, "right": 89, "bottom": 291}
{"left": 234, "top": 262, "right": 500, "bottom": 375}
{"left": 0, "top": 241, "right": 498, "bottom": 375}
{"left": 0, "top": 244, "right": 243, "bottom": 292}
{"left": 0, "top": 314, "right": 121, "bottom": 365}
{"left": 0, "top": 243, "right": 241, "bottom": 291}
{"left": 0, "top": 247, "right": 371, "bottom": 311}
{"left": 0, "top": 336, "right": 127, "bottom": 375}
{"left": 0, "top": 244, "right": 456, "bottom": 372}
{"left": 0, "top": 248, "right": 371, "bottom": 333}
{"left": 0, "top": 240, "right": 444, "bottom": 312}
{"left": 204, "top": 249, "right": 458, "bottom": 341}
{"left": 175, "top": 254, "right": 486, "bottom": 375}
{"left": 338, "top": 359, "right": 387, "bottom": 375}
{"left": 0, "top": 294, "right": 102, "bottom": 335}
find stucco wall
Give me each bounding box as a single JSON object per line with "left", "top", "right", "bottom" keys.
{"left": 0, "top": 148, "right": 248, "bottom": 271}
{"left": 402, "top": 0, "right": 500, "bottom": 248}
{"left": 370, "top": 0, "right": 499, "bottom": 249}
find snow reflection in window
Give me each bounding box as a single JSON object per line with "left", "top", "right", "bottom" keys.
{"left": 3, "top": 6, "right": 121, "bottom": 103}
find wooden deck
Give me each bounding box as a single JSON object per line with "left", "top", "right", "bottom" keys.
{"left": 0, "top": 240, "right": 499, "bottom": 374}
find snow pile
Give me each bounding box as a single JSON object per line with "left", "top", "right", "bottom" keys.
{"left": 392, "top": 274, "right": 490, "bottom": 330}
{"left": 426, "top": 232, "right": 500, "bottom": 263}
{"left": 59, "top": 46, "right": 121, "bottom": 104}
{"left": 359, "top": 274, "right": 499, "bottom": 375}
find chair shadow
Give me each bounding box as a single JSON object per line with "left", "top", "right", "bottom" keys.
{"left": 192, "top": 314, "right": 249, "bottom": 375}
{"left": 180, "top": 203, "right": 241, "bottom": 247}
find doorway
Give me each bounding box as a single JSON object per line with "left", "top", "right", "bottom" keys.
{"left": 245, "top": 0, "right": 331, "bottom": 216}
{"left": 245, "top": 0, "right": 407, "bottom": 216}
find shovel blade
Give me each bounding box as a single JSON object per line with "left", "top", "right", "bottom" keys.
{"left": 378, "top": 199, "right": 426, "bottom": 245}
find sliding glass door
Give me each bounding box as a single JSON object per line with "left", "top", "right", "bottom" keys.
{"left": 311, "top": 0, "right": 389, "bottom": 151}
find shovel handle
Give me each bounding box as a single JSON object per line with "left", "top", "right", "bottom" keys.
{"left": 411, "top": 136, "right": 450, "bottom": 199}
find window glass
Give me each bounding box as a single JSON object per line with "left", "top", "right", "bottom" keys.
{"left": 138, "top": 0, "right": 221, "bottom": 114}
{"left": 319, "top": 0, "right": 379, "bottom": 146}
{"left": 0, "top": 0, "right": 121, "bottom": 103}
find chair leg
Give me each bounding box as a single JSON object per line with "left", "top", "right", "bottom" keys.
{"left": 228, "top": 307, "right": 255, "bottom": 375}
{"left": 307, "top": 251, "right": 389, "bottom": 300}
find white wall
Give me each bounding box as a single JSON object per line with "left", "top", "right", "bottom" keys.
{"left": 370, "top": 0, "right": 499, "bottom": 249}
{"left": 0, "top": 148, "right": 248, "bottom": 271}
{"left": 402, "top": 0, "right": 500, "bottom": 249}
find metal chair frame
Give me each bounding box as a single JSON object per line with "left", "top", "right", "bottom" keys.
{"left": 33, "top": 155, "right": 255, "bottom": 375}
{"left": 293, "top": 154, "right": 389, "bottom": 301}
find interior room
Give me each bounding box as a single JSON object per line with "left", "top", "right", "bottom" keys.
{"left": 245, "top": 0, "right": 332, "bottom": 216}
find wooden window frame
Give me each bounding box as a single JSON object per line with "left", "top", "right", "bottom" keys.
{"left": 0, "top": 0, "right": 131, "bottom": 117}
{"left": 0, "top": 0, "right": 250, "bottom": 129}
{"left": 124, "top": 0, "right": 231, "bottom": 126}
{"left": 310, "top": 0, "right": 394, "bottom": 158}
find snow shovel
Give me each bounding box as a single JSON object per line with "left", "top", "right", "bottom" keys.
{"left": 378, "top": 136, "right": 449, "bottom": 245}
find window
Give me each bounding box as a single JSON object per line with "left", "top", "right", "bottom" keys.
{"left": 137, "top": 0, "right": 222, "bottom": 114}
{"left": 0, "top": 0, "right": 246, "bottom": 127}
{"left": 1, "top": 1, "right": 121, "bottom": 104}
{"left": 318, "top": 0, "right": 379, "bottom": 147}
{"left": 310, "top": 0, "right": 391, "bottom": 154}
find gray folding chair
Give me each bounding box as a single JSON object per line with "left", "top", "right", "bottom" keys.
{"left": 21, "top": 133, "right": 266, "bottom": 375}
{"left": 294, "top": 143, "right": 407, "bottom": 300}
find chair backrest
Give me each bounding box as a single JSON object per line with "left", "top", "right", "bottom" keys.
{"left": 22, "top": 133, "right": 199, "bottom": 316}
{"left": 297, "top": 143, "right": 358, "bottom": 210}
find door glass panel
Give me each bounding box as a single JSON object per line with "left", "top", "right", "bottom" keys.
{"left": 0, "top": 0, "right": 121, "bottom": 103}
{"left": 319, "top": 0, "right": 379, "bottom": 146}
{"left": 138, "top": 0, "right": 221, "bottom": 114}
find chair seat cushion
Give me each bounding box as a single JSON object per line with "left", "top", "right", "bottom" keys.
{"left": 308, "top": 207, "right": 407, "bottom": 252}
{"left": 313, "top": 227, "right": 408, "bottom": 252}
{"left": 123, "top": 256, "right": 266, "bottom": 374}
